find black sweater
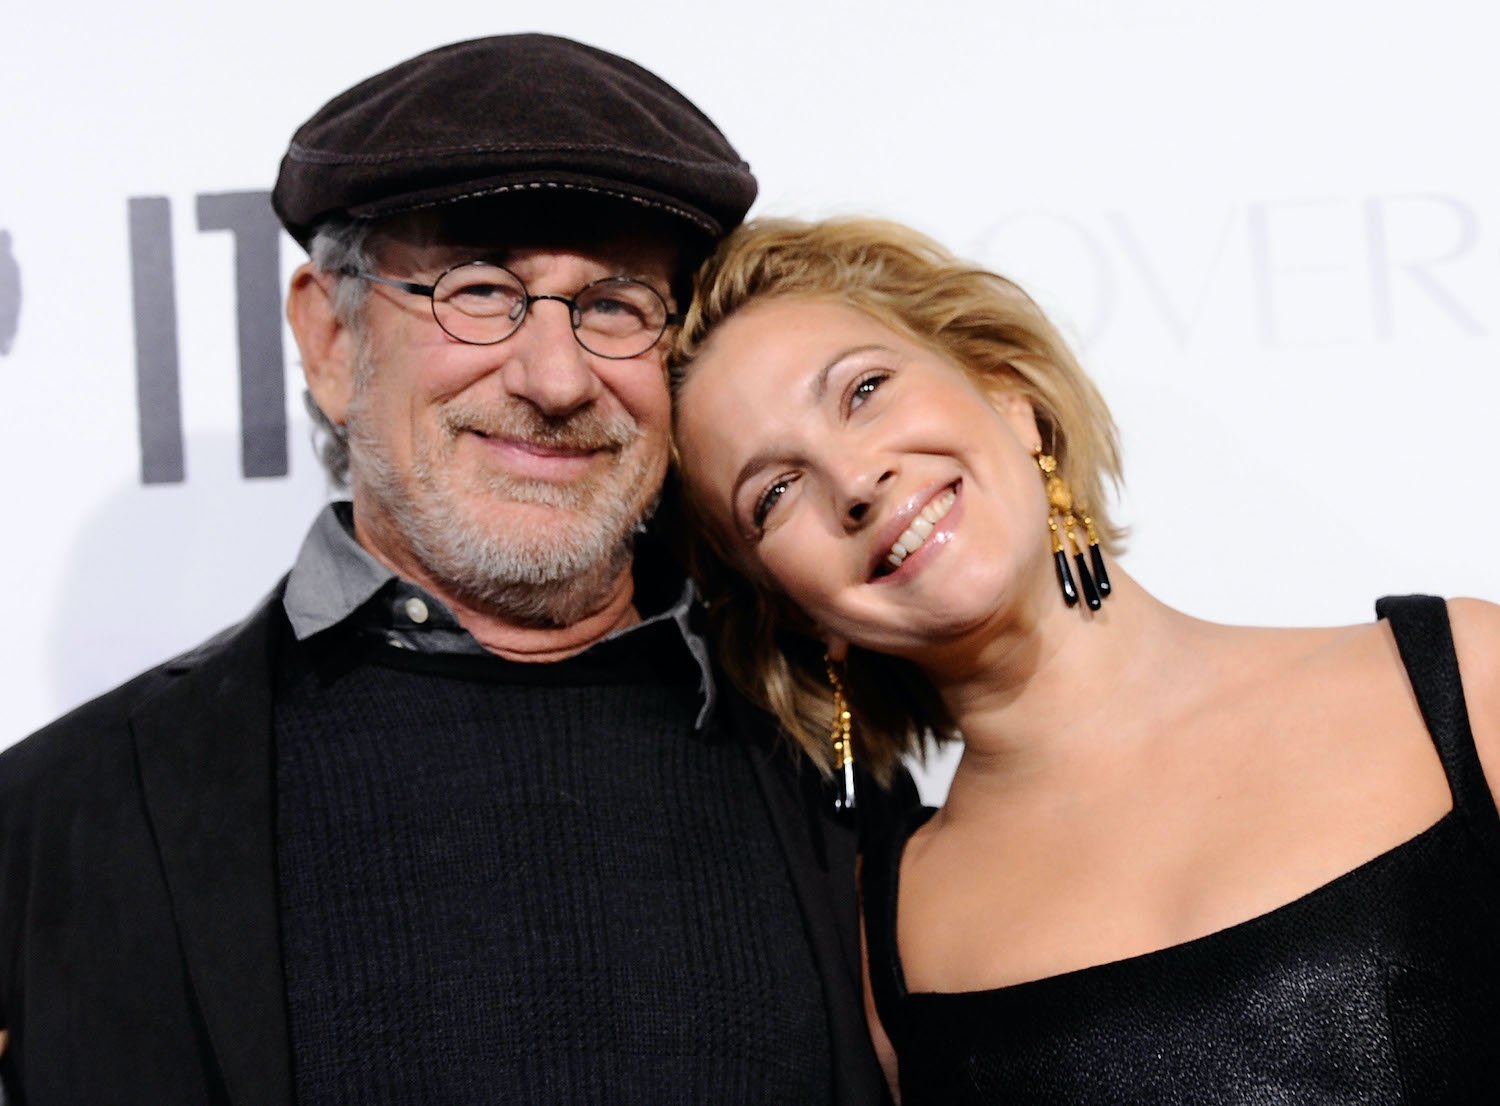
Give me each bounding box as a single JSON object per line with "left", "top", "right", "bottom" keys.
{"left": 275, "top": 628, "right": 832, "bottom": 1104}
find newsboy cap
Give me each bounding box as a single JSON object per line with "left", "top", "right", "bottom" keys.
{"left": 272, "top": 34, "right": 757, "bottom": 250}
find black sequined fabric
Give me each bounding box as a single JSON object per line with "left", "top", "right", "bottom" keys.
{"left": 864, "top": 596, "right": 1500, "bottom": 1104}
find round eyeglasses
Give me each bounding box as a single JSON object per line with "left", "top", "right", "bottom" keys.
{"left": 342, "top": 261, "right": 681, "bottom": 360}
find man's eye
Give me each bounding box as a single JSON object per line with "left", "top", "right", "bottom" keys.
{"left": 753, "top": 476, "right": 797, "bottom": 530}
{"left": 848, "top": 372, "right": 889, "bottom": 412}
{"left": 580, "top": 296, "right": 652, "bottom": 334}
{"left": 448, "top": 283, "right": 524, "bottom": 318}
{"left": 585, "top": 297, "right": 646, "bottom": 319}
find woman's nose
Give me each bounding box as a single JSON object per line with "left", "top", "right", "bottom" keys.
{"left": 837, "top": 466, "right": 896, "bottom": 528}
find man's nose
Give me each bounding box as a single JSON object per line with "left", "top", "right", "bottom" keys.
{"left": 496, "top": 299, "right": 602, "bottom": 416}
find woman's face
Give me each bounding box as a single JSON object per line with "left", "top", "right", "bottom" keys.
{"left": 675, "top": 297, "right": 1050, "bottom": 664}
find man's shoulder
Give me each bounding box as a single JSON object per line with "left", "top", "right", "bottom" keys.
{"left": 0, "top": 584, "right": 288, "bottom": 800}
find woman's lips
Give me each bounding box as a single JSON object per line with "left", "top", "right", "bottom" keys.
{"left": 870, "top": 482, "right": 961, "bottom": 580}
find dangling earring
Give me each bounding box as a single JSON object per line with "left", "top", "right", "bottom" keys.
{"left": 825, "top": 658, "right": 857, "bottom": 814}
{"left": 1080, "top": 509, "right": 1112, "bottom": 600}
{"left": 1034, "top": 447, "right": 1109, "bottom": 611}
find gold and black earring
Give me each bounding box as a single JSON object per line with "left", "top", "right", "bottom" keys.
{"left": 825, "top": 658, "right": 857, "bottom": 813}
{"left": 1034, "top": 448, "right": 1110, "bottom": 611}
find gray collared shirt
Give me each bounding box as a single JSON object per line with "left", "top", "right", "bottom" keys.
{"left": 282, "top": 502, "right": 716, "bottom": 728}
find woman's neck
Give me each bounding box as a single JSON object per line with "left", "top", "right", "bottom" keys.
{"left": 924, "top": 568, "right": 1205, "bottom": 812}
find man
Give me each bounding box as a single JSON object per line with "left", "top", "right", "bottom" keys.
{"left": 0, "top": 35, "right": 906, "bottom": 1105}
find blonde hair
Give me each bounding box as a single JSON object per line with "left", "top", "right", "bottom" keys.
{"left": 668, "top": 217, "right": 1124, "bottom": 784}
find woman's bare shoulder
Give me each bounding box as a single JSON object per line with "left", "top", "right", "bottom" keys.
{"left": 1446, "top": 597, "right": 1500, "bottom": 796}
{"left": 1448, "top": 596, "right": 1500, "bottom": 647}
{"left": 1448, "top": 597, "right": 1500, "bottom": 691}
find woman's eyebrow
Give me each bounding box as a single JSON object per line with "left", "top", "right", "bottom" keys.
{"left": 809, "top": 344, "right": 891, "bottom": 402}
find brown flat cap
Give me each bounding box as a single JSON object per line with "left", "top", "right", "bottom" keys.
{"left": 272, "top": 34, "right": 757, "bottom": 250}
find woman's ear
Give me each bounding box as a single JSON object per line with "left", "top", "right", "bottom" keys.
{"left": 994, "top": 389, "right": 1042, "bottom": 447}
{"left": 972, "top": 367, "right": 1043, "bottom": 447}
{"left": 287, "top": 262, "right": 357, "bottom": 427}
{"left": 822, "top": 633, "right": 850, "bottom": 664}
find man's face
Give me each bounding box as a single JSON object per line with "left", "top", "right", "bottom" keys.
{"left": 339, "top": 232, "right": 678, "bottom": 627}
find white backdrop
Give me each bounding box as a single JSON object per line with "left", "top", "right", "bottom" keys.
{"left": 3, "top": 1, "right": 1497, "bottom": 802}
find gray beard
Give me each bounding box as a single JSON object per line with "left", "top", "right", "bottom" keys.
{"left": 346, "top": 374, "right": 658, "bottom": 629}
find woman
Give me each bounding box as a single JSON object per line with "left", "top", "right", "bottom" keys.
{"left": 668, "top": 217, "right": 1500, "bottom": 1103}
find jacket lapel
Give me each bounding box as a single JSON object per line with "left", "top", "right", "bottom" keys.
{"left": 131, "top": 593, "right": 293, "bottom": 1105}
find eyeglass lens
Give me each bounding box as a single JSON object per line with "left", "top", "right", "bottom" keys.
{"left": 430, "top": 262, "right": 669, "bottom": 357}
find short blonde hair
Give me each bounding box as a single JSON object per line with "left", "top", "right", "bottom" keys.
{"left": 668, "top": 217, "right": 1124, "bottom": 784}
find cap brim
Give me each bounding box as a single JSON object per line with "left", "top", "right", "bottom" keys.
{"left": 344, "top": 170, "right": 723, "bottom": 242}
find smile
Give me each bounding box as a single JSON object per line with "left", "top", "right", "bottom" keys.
{"left": 882, "top": 486, "right": 958, "bottom": 572}
{"left": 468, "top": 430, "right": 608, "bottom": 481}
{"left": 474, "top": 430, "right": 600, "bottom": 458}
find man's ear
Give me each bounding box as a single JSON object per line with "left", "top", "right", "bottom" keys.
{"left": 287, "top": 262, "right": 356, "bottom": 426}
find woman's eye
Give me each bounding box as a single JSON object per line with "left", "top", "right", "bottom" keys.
{"left": 848, "top": 372, "right": 889, "bottom": 412}
{"left": 752, "top": 476, "right": 797, "bottom": 530}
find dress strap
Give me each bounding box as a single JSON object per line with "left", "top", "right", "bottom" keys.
{"left": 1376, "top": 595, "right": 1500, "bottom": 863}
{"left": 860, "top": 806, "right": 934, "bottom": 1050}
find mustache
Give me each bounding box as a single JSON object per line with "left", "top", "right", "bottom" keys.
{"left": 440, "top": 401, "right": 638, "bottom": 453}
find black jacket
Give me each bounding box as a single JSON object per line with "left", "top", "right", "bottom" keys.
{"left": 0, "top": 585, "right": 907, "bottom": 1105}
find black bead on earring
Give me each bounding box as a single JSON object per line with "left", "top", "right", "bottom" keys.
{"left": 1034, "top": 448, "right": 1110, "bottom": 612}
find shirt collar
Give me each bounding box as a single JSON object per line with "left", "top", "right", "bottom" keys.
{"left": 283, "top": 501, "right": 397, "bottom": 640}
{"left": 282, "top": 501, "right": 717, "bottom": 728}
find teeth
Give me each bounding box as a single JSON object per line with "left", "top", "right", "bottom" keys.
{"left": 885, "top": 489, "right": 957, "bottom": 569}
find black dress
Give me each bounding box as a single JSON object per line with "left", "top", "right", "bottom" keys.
{"left": 863, "top": 596, "right": 1500, "bottom": 1104}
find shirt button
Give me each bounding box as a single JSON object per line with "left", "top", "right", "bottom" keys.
{"left": 403, "top": 597, "right": 430, "bottom": 624}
